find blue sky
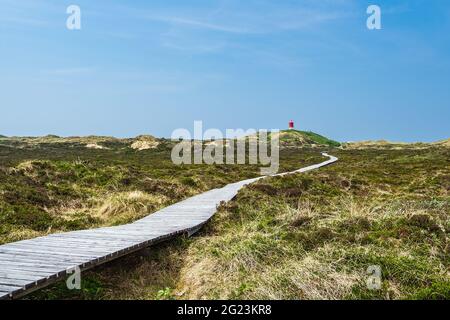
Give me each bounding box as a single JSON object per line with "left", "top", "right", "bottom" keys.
{"left": 0, "top": 0, "right": 449, "bottom": 142}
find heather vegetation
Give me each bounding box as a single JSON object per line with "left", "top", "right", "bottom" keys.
{"left": 24, "top": 142, "right": 449, "bottom": 300}
{"left": 0, "top": 134, "right": 323, "bottom": 245}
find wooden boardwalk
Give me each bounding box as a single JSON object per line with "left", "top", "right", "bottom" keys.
{"left": 0, "top": 153, "right": 337, "bottom": 299}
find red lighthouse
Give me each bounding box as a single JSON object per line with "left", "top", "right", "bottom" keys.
{"left": 288, "top": 120, "right": 294, "bottom": 130}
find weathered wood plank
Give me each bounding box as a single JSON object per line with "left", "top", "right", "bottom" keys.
{"left": 0, "top": 247, "right": 101, "bottom": 259}
{"left": 0, "top": 284, "right": 22, "bottom": 293}
{"left": 0, "top": 268, "right": 58, "bottom": 278}
{"left": 0, "top": 277, "right": 39, "bottom": 286}
{"left": 0, "top": 252, "right": 85, "bottom": 264}
{"left": 0, "top": 263, "right": 67, "bottom": 274}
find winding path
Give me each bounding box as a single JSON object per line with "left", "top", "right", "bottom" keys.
{"left": 0, "top": 153, "right": 338, "bottom": 299}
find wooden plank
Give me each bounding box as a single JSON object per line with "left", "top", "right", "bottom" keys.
{"left": 0, "top": 262, "right": 76, "bottom": 274}
{"left": 19, "top": 240, "right": 128, "bottom": 253}
{"left": 0, "top": 257, "right": 71, "bottom": 269}
{"left": 0, "top": 277, "right": 36, "bottom": 286}
{"left": 0, "top": 259, "right": 60, "bottom": 268}
{"left": 11, "top": 240, "right": 125, "bottom": 251}
{"left": 0, "top": 245, "right": 103, "bottom": 258}
{"left": 65, "top": 230, "right": 160, "bottom": 239}
{"left": 0, "top": 268, "right": 57, "bottom": 278}
{"left": 0, "top": 252, "right": 91, "bottom": 266}
{"left": 49, "top": 233, "right": 150, "bottom": 242}
{"left": 0, "top": 284, "right": 22, "bottom": 293}
{"left": 45, "top": 235, "right": 137, "bottom": 246}
{"left": 0, "top": 252, "right": 84, "bottom": 265}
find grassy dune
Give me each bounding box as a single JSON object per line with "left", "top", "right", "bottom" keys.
{"left": 28, "top": 146, "right": 450, "bottom": 300}
{"left": 0, "top": 136, "right": 323, "bottom": 245}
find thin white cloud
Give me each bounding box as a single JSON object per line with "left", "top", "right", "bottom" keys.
{"left": 148, "top": 15, "right": 251, "bottom": 34}
{"left": 144, "top": 84, "right": 187, "bottom": 94}
{"left": 139, "top": 3, "right": 353, "bottom": 58}
{"left": 0, "top": 0, "right": 58, "bottom": 27}
{"left": 161, "top": 39, "right": 227, "bottom": 54}
{"left": 44, "top": 67, "right": 95, "bottom": 76}
{"left": 138, "top": 1, "right": 353, "bottom": 36}
{"left": 0, "top": 16, "right": 48, "bottom": 26}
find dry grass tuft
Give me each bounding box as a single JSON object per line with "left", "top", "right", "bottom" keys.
{"left": 95, "top": 191, "right": 168, "bottom": 222}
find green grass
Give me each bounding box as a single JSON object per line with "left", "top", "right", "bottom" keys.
{"left": 271, "top": 129, "right": 341, "bottom": 147}
{"left": 0, "top": 137, "right": 325, "bottom": 245}
{"left": 293, "top": 130, "right": 341, "bottom": 147}
{"left": 25, "top": 146, "right": 450, "bottom": 300}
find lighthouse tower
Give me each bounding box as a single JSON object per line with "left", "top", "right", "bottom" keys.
{"left": 288, "top": 120, "right": 294, "bottom": 130}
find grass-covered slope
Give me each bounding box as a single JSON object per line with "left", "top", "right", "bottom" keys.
{"left": 242, "top": 129, "right": 340, "bottom": 148}
{"left": 0, "top": 134, "right": 160, "bottom": 150}
{"left": 0, "top": 137, "right": 324, "bottom": 245}
{"left": 343, "top": 138, "right": 450, "bottom": 150}
{"left": 435, "top": 139, "right": 450, "bottom": 148}
{"left": 30, "top": 147, "right": 450, "bottom": 300}
{"left": 274, "top": 130, "right": 341, "bottom": 148}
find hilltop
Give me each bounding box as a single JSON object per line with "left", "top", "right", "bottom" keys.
{"left": 343, "top": 138, "right": 450, "bottom": 150}
{"left": 0, "top": 130, "right": 341, "bottom": 150}
{"left": 130, "top": 135, "right": 160, "bottom": 151}
{"left": 243, "top": 130, "right": 341, "bottom": 148}
{"left": 274, "top": 130, "right": 341, "bottom": 147}
{"left": 0, "top": 134, "right": 161, "bottom": 151}
{"left": 434, "top": 138, "right": 450, "bottom": 147}
{"left": 2, "top": 133, "right": 449, "bottom": 151}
